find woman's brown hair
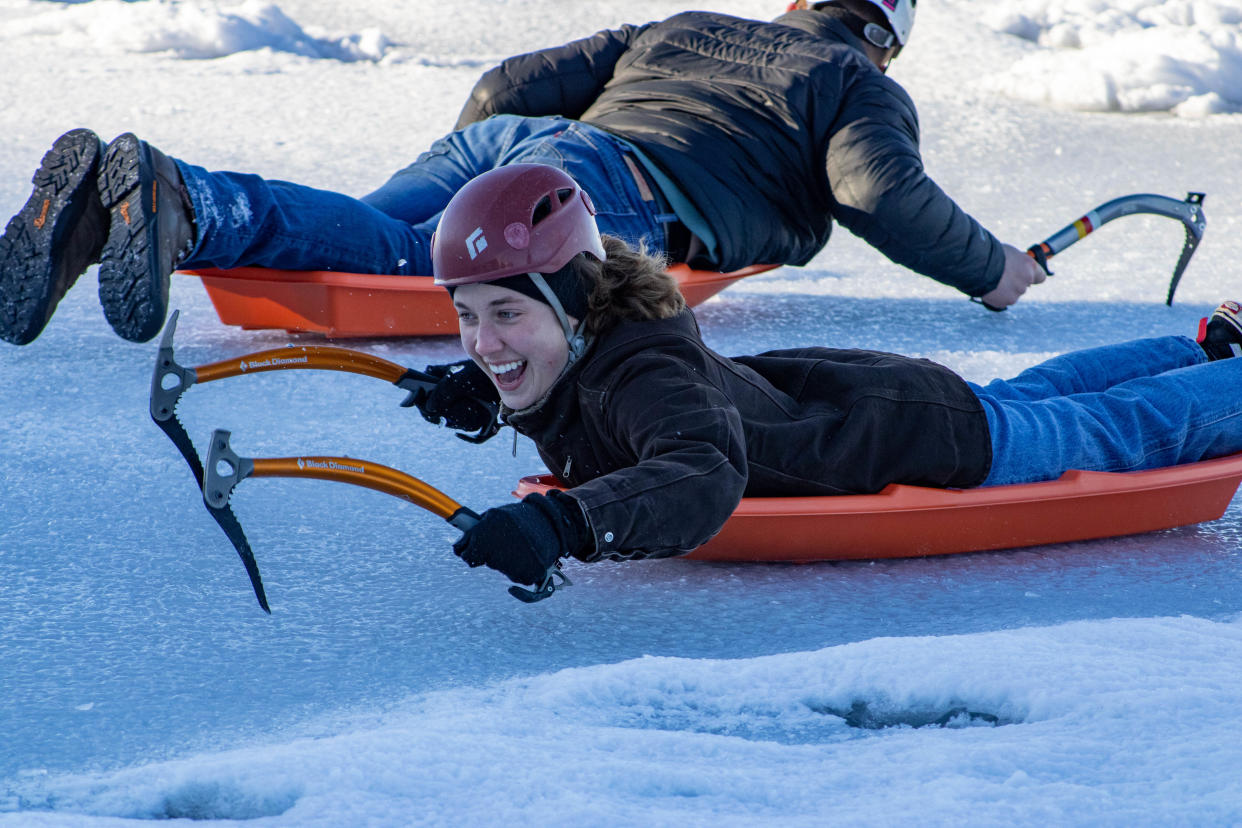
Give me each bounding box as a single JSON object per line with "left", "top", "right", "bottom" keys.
{"left": 569, "top": 235, "right": 685, "bottom": 336}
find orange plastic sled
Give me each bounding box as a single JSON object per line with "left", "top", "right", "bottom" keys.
{"left": 182, "top": 263, "right": 778, "bottom": 338}
{"left": 513, "top": 452, "right": 1242, "bottom": 561}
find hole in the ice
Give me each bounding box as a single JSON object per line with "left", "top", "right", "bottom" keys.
{"left": 812, "top": 700, "right": 1019, "bottom": 730}
{"left": 151, "top": 780, "right": 298, "bottom": 821}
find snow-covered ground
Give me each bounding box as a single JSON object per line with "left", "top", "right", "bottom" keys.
{"left": 1, "top": 0, "right": 1241, "bottom": 824}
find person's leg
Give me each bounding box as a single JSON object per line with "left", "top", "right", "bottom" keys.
{"left": 183, "top": 118, "right": 666, "bottom": 275}
{"left": 361, "top": 115, "right": 667, "bottom": 255}
{"left": 176, "top": 163, "right": 429, "bottom": 275}
{"left": 506, "top": 121, "right": 669, "bottom": 253}
{"left": 359, "top": 114, "right": 542, "bottom": 225}
{"left": 182, "top": 115, "right": 552, "bottom": 276}
{"left": 4, "top": 118, "right": 669, "bottom": 344}
{"left": 979, "top": 339, "right": 1242, "bottom": 486}
{"left": 969, "top": 336, "right": 1204, "bottom": 402}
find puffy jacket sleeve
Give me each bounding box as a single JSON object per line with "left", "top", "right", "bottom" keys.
{"left": 455, "top": 24, "right": 651, "bottom": 129}
{"left": 824, "top": 77, "right": 1005, "bottom": 297}
{"left": 565, "top": 356, "right": 748, "bottom": 561}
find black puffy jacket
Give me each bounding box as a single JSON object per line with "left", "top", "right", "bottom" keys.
{"left": 505, "top": 311, "right": 992, "bottom": 561}
{"left": 457, "top": 10, "right": 1005, "bottom": 296}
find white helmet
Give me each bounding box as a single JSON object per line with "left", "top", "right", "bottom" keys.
{"left": 793, "top": 0, "right": 916, "bottom": 47}
{"left": 867, "top": 0, "right": 916, "bottom": 46}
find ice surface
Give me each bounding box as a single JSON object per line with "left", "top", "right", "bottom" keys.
{"left": 1, "top": 0, "right": 1241, "bottom": 825}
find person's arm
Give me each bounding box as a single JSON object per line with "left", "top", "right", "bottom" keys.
{"left": 825, "top": 78, "right": 1038, "bottom": 301}
{"left": 455, "top": 24, "right": 650, "bottom": 129}
{"left": 563, "top": 360, "right": 749, "bottom": 561}
{"left": 448, "top": 357, "right": 748, "bottom": 585}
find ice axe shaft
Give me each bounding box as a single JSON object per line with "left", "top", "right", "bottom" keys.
{"left": 150, "top": 311, "right": 498, "bottom": 450}
{"left": 151, "top": 311, "right": 442, "bottom": 479}
{"left": 203, "top": 430, "right": 479, "bottom": 529}
{"left": 151, "top": 313, "right": 443, "bottom": 428}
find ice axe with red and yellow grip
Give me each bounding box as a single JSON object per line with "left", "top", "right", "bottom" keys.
{"left": 200, "top": 429, "right": 568, "bottom": 610}
{"left": 975, "top": 191, "right": 1206, "bottom": 311}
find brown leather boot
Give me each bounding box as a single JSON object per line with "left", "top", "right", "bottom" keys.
{"left": 0, "top": 129, "right": 109, "bottom": 345}
{"left": 97, "top": 133, "right": 197, "bottom": 343}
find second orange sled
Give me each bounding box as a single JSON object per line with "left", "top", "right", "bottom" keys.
{"left": 514, "top": 453, "right": 1242, "bottom": 561}
{"left": 179, "top": 189, "right": 1208, "bottom": 337}
{"left": 182, "top": 263, "right": 778, "bottom": 338}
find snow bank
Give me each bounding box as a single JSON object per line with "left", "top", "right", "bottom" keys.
{"left": 984, "top": 0, "right": 1242, "bottom": 116}
{"left": 7, "top": 615, "right": 1242, "bottom": 825}
{"left": 3, "top": 0, "right": 391, "bottom": 61}
{"left": 12, "top": 0, "right": 1239, "bottom": 114}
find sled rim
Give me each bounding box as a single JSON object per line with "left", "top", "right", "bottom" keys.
{"left": 513, "top": 452, "right": 1242, "bottom": 561}
{"left": 183, "top": 263, "right": 778, "bottom": 338}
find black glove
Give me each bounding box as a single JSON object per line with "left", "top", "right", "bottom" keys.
{"left": 453, "top": 492, "right": 589, "bottom": 586}
{"left": 401, "top": 359, "right": 500, "bottom": 441}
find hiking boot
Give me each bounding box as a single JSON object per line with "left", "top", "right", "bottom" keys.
{"left": 0, "top": 129, "right": 109, "bottom": 345}
{"left": 97, "top": 133, "right": 196, "bottom": 343}
{"left": 1196, "top": 300, "right": 1242, "bottom": 361}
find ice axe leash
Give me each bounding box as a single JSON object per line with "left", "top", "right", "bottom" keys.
{"left": 203, "top": 429, "right": 569, "bottom": 608}
{"left": 974, "top": 191, "right": 1206, "bottom": 312}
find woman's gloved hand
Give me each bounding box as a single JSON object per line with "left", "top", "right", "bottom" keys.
{"left": 402, "top": 359, "right": 500, "bottom": 441}
{"left": 453, "top": 492, "right": 589, "bottom": 585}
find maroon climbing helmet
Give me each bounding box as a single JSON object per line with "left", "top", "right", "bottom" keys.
{"left": 432, "top": 164, "right": 607, "bottom": 286}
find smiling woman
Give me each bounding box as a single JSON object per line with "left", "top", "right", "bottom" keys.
{"left": 452, "top": 285, "right": 570, "bottom": 411}
{"left": 411, "top": 164, "right": 1242, "bottom": 596}
{"left": 436, "top": 164, "right": 684, "bottom": 410}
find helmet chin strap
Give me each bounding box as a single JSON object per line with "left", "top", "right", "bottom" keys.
{"left": 527, "top": 272, "right": 588, "bottom": 361}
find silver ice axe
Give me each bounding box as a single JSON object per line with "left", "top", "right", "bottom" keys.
{"left": 1026, "top": 192, "right": 1206, "bottom": 304}
{"left": 976, "top": 192, "right": 1207, "bottom": 311}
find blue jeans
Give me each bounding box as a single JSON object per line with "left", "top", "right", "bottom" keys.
{"left": 176, "top": 116, "right": 669, "bottom": 275}
{"left": 974, "top": 336, "right": 1242, "bottom": 486}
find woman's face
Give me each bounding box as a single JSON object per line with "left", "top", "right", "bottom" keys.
{"left": 453, "top": 282, "right": 572, "bottom": 410}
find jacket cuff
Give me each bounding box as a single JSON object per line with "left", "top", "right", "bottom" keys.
{"left": 543, "top": 490, "right": 595, "bottom": 560}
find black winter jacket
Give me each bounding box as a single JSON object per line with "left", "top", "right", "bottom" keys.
{"left": 457, "top": 10, "right": 1005, "bottom": 296}
{"left": 505, "top": 311, "right": 993, "bottom": 561}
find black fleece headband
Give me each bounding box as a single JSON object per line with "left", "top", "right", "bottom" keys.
{"left": 447, "top": 263, "right": 590, "bottom": 321}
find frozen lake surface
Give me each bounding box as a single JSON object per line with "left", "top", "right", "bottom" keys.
{"left": 1, "top": 0, "right": 1240, "bottom": 824}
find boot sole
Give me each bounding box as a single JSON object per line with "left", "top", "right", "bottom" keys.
{"left": 98, "top": 133, "right": 170, "bottom": 343}
{"left": 0, "top": 129, "right": 107, "bottom": 345}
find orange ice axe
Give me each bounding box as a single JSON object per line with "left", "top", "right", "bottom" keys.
{"left": 202, "top": 430, "right": 568, "bottom": 610}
